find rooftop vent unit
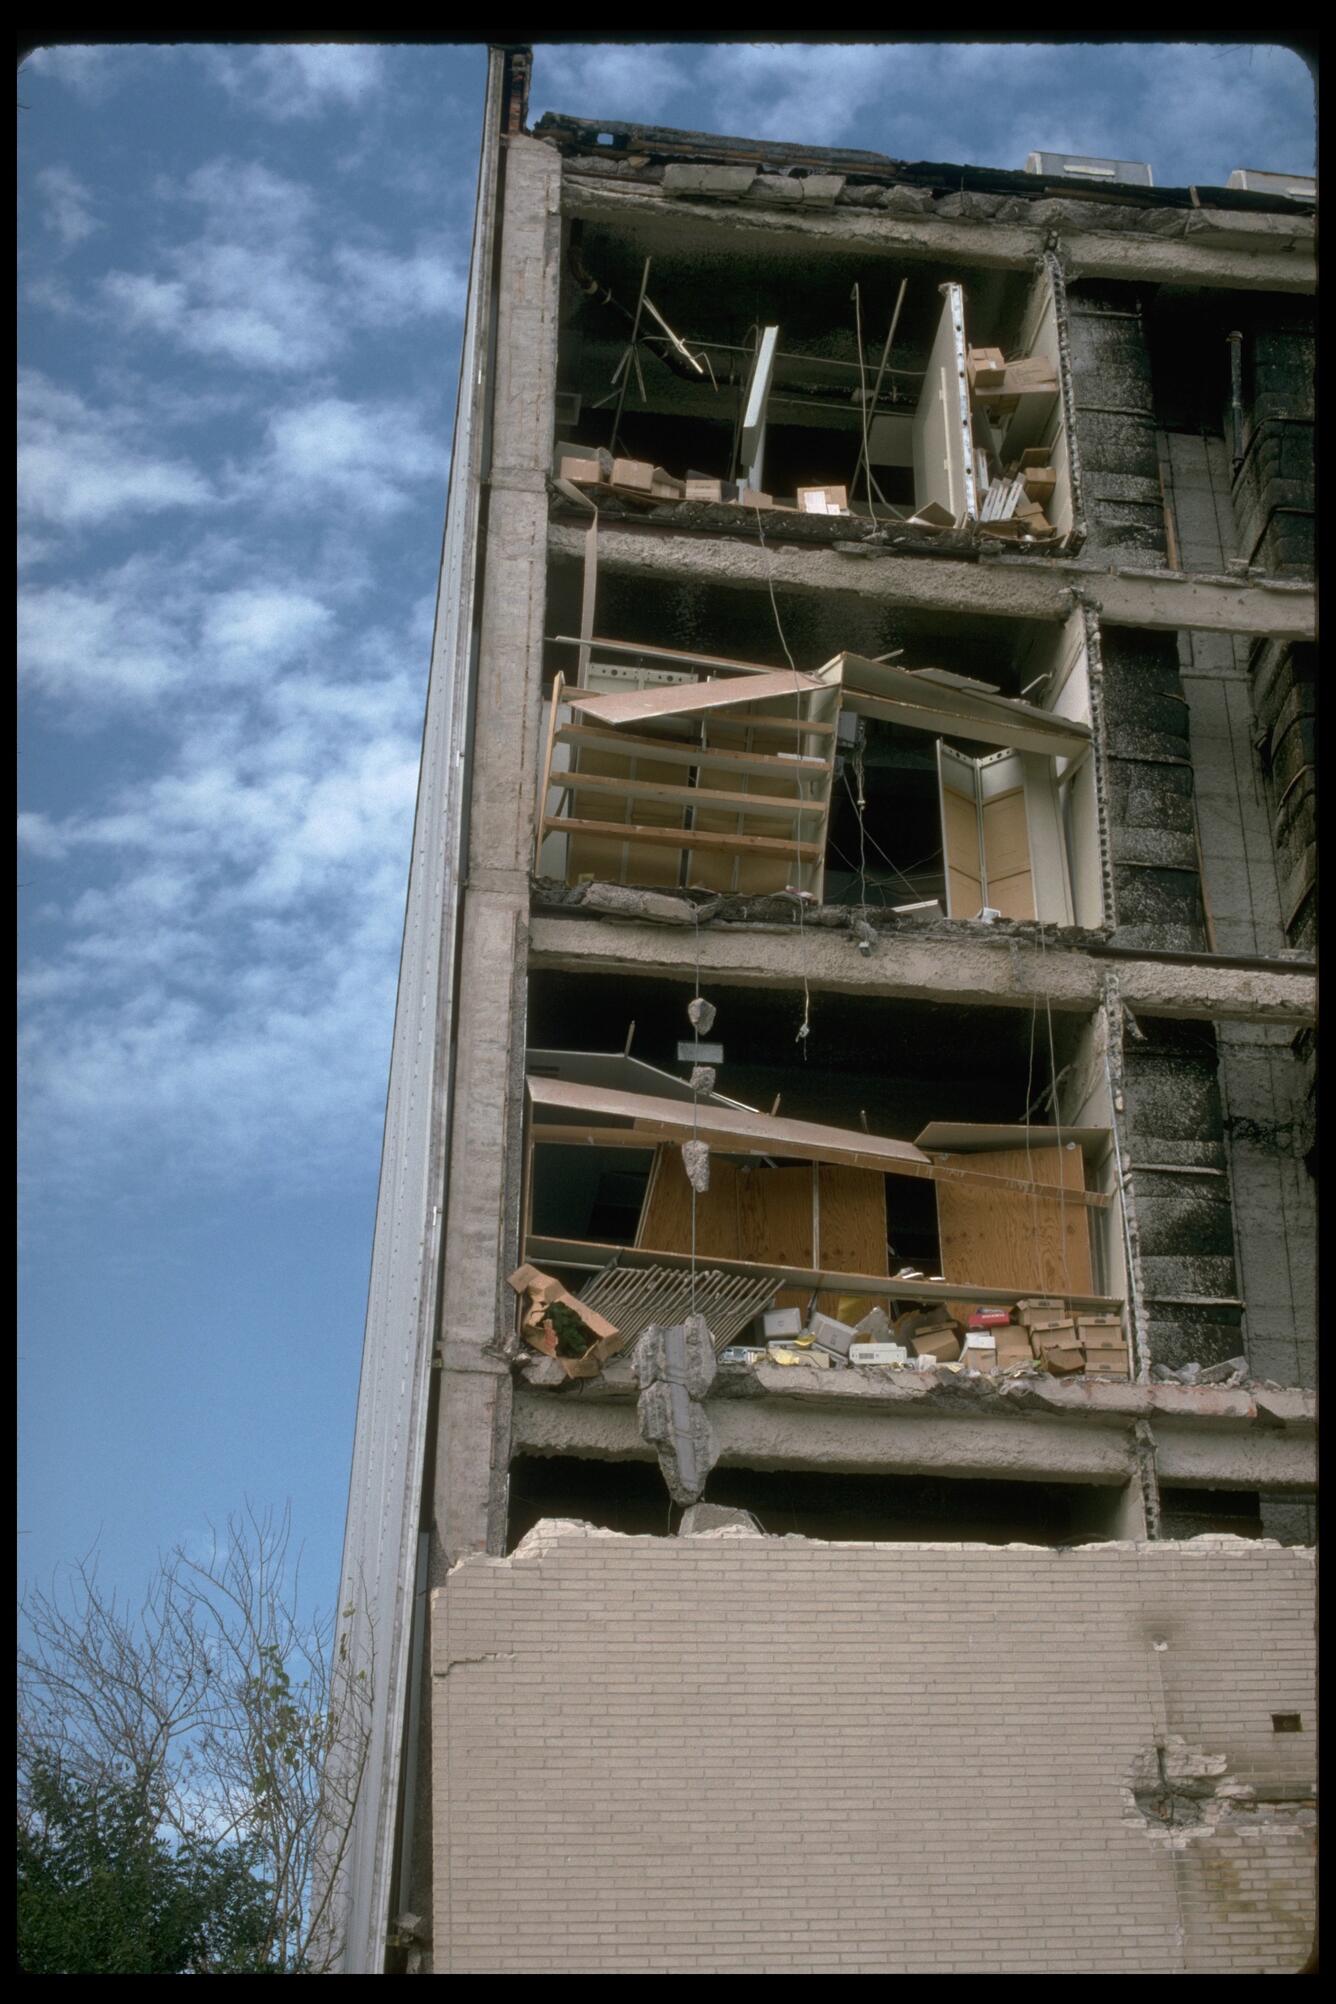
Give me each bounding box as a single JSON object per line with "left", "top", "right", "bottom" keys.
{"left": 1226, "top": 167, "right": 1315, "bottom": 201}
{"left": 1026, "top": 151, "right": 1153, "bottom": 188}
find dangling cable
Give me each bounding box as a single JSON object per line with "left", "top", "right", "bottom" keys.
{"left": 752, "top": 501, "right": 812, "bottom": 1054}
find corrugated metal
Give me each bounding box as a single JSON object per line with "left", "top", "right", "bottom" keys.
{"left": 323, "top": 48, "right": 508, "bottom": 1975}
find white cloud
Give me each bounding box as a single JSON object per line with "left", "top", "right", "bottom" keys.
{"left": 99, "top": 156, "right": 459, "bottom": 372}
{"left": 532, "top": 43, "right": 693, "bottom": 123}
{"left": 22, "top": 43, "right": 149, "bottom": 101}
{"left": 257, "top": 396, "right": 441, "bottom": 516}
{"left": 19, "top": 372, "right": 212, "bottom": 531}
{"left": 202, "top": 42, "right": 385, "bottom": 121}
{"left": 33, "top": 164, "right": 99, "bottom": 247}
{"left": 200, "top": 588, "right": 335, "bottom": 683}
{"left": 20, "top": 622, "right": 425, "bottom": 1190}
{"left": 20, "top": 570, "right": 186, "bottom": 705}
{"left": 333, "top": 239, "right": 465, "bottom": 322}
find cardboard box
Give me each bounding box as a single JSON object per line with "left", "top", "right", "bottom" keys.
{"left": 557, "top": 449, "right": 613, "bottom": 485}
{"left": 1037, "top": 1334, "right": 1084, "bottom": 1376}
{"left": 1003, "top": 355, "right": 1058, "bottom": 392}
{"left": 735, "top": 486, "right": 773, "bottom": 510}
{"left": 961, "top": 1336, "right": 997, "bottom": 1374}
{"left": 1026, "top": 1316, "right": 1076, "bottom": 1337}
{"left": 968, "top": 1307, "right": 1014, "bottom": 1328}
{"left": 994, "top": 1332, "right": 1034, "bottom": 1368}
{"left": 910, "top": 1329, "right": 962, "bottom": 1363}
{"left": 684, "top": 475, "right": 724, "bottom": 503}
{"left": 1083, "top": 1346, "right": 1130, "bottom": 1378}
{"left": 907, "top": 501, "right": 955, "bottom": 529}
{"left": 507, "top": 1263, "right": 626, "bottom": 1379}
{"left": 613, "top": 458, "right": 682, "bottom": 496}
{"left": 1021, "top": 466, "right": 1057, "bottom": 505}
{"left": 1077, "top": 1315, "right": 1123, "bottom": 1335}
{"left": 797, "top": 484, "right": 849, "bottom": 515}
{"left": 967, "top": 346, "right": 1007, "bottom": 390}
{"left": 1016, "top": 1298, "right": 1065, "bottom": 1325}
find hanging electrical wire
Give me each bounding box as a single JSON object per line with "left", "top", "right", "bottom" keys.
{"left": 751, "top": 500, "right": 812, "bottom": 1054}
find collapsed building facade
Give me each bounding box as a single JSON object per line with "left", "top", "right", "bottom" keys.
{"left": 332, "top": 47, "right": 1316, "bottom": 1975}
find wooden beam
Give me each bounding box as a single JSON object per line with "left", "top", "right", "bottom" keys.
{"left": 542, "top": 815, "right": 823, "bottom": 861}
{"left": 550, "top": 768, "right": 826, "bottom": 819}
{"left": 555, "top": 724, "right": 830, "bottom": 777}
{"left": 524, "top": 1234, "right": 1124, "bottom": 1314}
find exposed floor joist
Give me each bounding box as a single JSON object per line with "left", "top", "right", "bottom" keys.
{"left": 528, "top": 913, "right": 1317, "bottom": 1027}
{"left": 547, "top": 520, "right": 1315, "bottom": 642}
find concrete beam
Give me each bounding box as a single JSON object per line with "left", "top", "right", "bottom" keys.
{"left": 547, "top": 519, "right": 1316, "bottom": 643}
{"left": 513, "top": 1385, "right": 1134, "bottom": 1484}
{"left": 563, "top": 177, "right": 1316, "bottom": 295}
{"left": 1156, "top": 1426, "right": 1317, "bottom": 1491}
{"left": 514, "top": 1370, "right": 1316, "bottom": 1491}
{"left": 528, "top": 913, "right": 1318, "bottom": 1028}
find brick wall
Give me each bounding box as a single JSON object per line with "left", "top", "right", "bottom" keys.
{"left": 430, "top": 1525, "right": 1314, "bottom": 1973}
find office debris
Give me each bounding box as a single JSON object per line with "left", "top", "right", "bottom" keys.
{"left": 576, "top": 1264, "right": 776, "bottom": 1357}
{"left": 508, "top": 1263, "right": 625, "bottom": 1379}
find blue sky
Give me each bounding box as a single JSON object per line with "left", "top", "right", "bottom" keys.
{"left": 17, "top": 40, "right": 1315, "bottom": 1615}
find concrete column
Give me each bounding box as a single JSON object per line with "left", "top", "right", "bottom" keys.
{"left": 431, "top": 131, "right": 563, "bottom": 1569}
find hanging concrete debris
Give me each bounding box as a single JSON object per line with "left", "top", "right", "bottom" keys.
{"left": 681, "top": 1138, "right": 711, "bottom": 1193}
{"left": 635, "top": 1313, "right": 719, "bottom": 1504}
{"left": 687, "top": 996, "right": 717, "bottom": 1035}
{"left": 688, "top": 1064, "right": 717, "bottom": 1095}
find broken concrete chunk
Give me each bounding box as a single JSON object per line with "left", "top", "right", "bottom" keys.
{"left": 638, "top": 1384, "right": 718, "bottom": 1505}
{"left": 687, "top": 996, "right": 717, "bottom": 1034}
{"left": 749, "top": 173, "right": 803, "bottom": 206}
{"left": 579, "top": 882, "right": 702, "bottom": 926}
{"left": 635, "top": 1314, "right": 717, "bottom": 1401}
{"left": 681, "top": 1138, "right": 711, "bottom": 1193}
{"left": 662, "top": 162, "right": 756, "bottom": 201}
{"left": 688, "top": 1065, "right": 717, "bottom": 1095}
{"left": 518, "top": 1354, "right": 569, "bottom": 1389}
{"left": 1198, "top": 1356, "right": 1249, "bottom": 1385}
{"left": 678, "top": 1502, "right": 763, "bottom": 1537}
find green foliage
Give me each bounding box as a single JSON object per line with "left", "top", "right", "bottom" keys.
{"left": 546, "top": 1299, "right": 595, "bottom": 1357}
{"left": 17, "top": 1759, "right": 281, "bottom": 1975}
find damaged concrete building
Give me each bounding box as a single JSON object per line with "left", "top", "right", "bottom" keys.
{"left": 330, "top": 47, "right": 1316, "bottom": 1975}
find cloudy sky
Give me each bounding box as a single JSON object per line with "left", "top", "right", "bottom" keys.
{"left": 18, "top": 38, "right": 1315, "bottom": 1613}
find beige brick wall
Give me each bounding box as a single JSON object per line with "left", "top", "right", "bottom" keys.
{"left": 430, "top": 1527, "right": 1315, "bottom": 1974}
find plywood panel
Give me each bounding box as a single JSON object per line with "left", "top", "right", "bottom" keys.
{"left": 942, "top": 785, "right": 982, "bottom": 917}
{"left": 567, "top": 744, "right": 686, "bottom": 888}
{"left": 982, "top": 788, "right": 1035, "bottom": 919}
{"left": 815, "top": 1164, "right": 887, "bottom": 1320}
{"left": 635, "top": 1146, "right": 742, "bottom": 1259}
{"left": 936, "top": 1142, "right": 1092, "bottom": 1321}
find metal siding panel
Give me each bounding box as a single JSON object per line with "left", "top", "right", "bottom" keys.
{"left": 324, "top": 49, "right": 507, "bottom": 1975}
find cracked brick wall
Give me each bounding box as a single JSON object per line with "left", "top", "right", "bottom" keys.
{"left": 429, "top": 1527, "right": 1314, "bottom": 1973}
